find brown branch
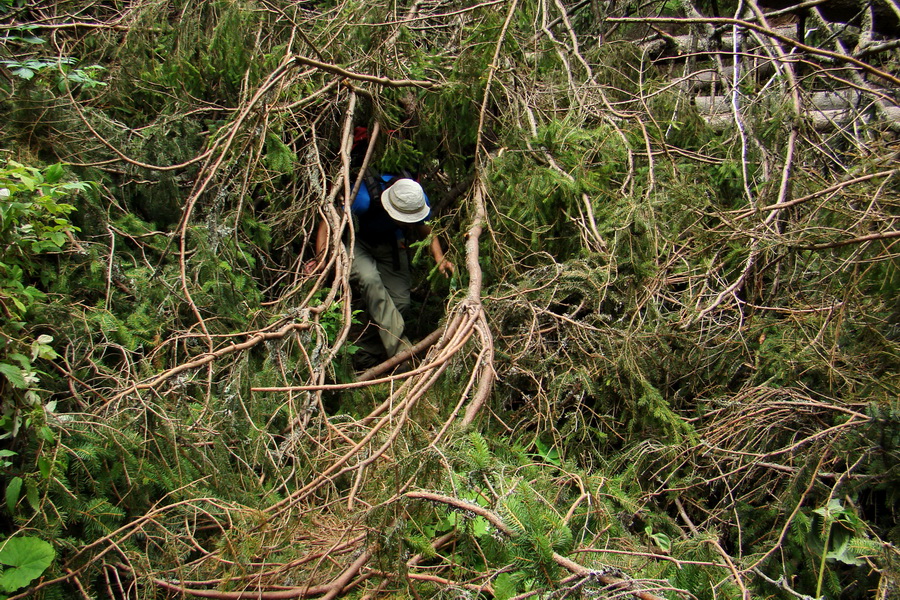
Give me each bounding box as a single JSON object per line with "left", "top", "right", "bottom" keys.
{"left": 798, "top": 229, "right": 900, "bottom": 250}
{"left": 290, "top": 54, "right": 438, "bottom": 89}
{"left": 750, "top": 167, "right": 900, "bottom": 215}
{"left": 610, "top": 15, "right": 900, "bottom": 87}
{"left": 7, "top": 496, "right": 230, "bottom": 600}
{"left": 355, "top": 326, "right": 444, "bottom": 382}
{"left": 105, "top": 320, "right": 311, "bottom": 406}
{"left": 745, "top": 450, "right": 831, "bottom": 572}
{"left": 67, "top": 94, "right": 216, "bottom": 171}
{"left": 366, "top": 0, "right": 506, "bottom": 26}
{"left": 674, "top": 497, "right": 751, "bottom": 600}
{"left": 572, "top": 547, "right": 730, "bottom": 568}
{"left": 406, "top": 491, "right": 668, "bottom": 600}
{"left": 13, "top": 21, "right": 161, "bottom": 32}
{"left": 121, "top": 554, "right": 374, "bottom": 600}
{"left": 264, "top": 361, "right": 461, "bottom": 515}
{"left": 318, "top": 550, "right": 373, "bottom": 600}
{"left": 252, "top": 327, "right": 468, "bottom": 393}
{"left": 407, "top": 491, "right": 514, "bottom": 534}
{"left": 172, "top": 53, "right": 299, "bottom": 353}
{"left": 142, "top": 578, "right": 334, "bottom": 599}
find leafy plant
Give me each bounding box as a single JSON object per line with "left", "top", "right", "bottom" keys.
{"left": 0, "top": 161, "right": 85, "bottom": 439}
{"left": 0, "top": 25, "right": 44, "bottom": 45}
{"left": 0, "top": 57, "right": 107, "bottom": 90}
{"left": 809, "top": 499, "right": 867, "bottom": 597}
{"left": 0, "top": 1, "right": 897, "bottom": 599}
{"left": 0, "top": 536, "right": 55, "bottom": 596}
{"left": 645, "top": 525, "right": 672, "bottom": 553}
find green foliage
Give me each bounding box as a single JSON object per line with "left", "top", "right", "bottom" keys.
{"left": 466, "top": 431, "right": 494, "bottom": 473}
{"left": 0, "top": 536, "right": 55, "bottom": 594}
{"left": 0, "top": 2, "right": 897, "bottom": 599}
{"left": 668, "top": 545, "right": 738, "bottom": 600}
{"left": 109, "top": 0, "right": 286, "bottom": 119}
{"left": 377, "top": 138, "right": 423, "bottom": 175}
{"left": 0, "top": 57, "right": 107, "bottom": 91}
{"left": 644, "top": 524, "right": 672, "bottom": 552}
{"left": 484, "top": 121, "right": 633, "bottom": 264}
{"left": 0, "top": 161, "right": 84, "bottom": 439}
{"left": 809, "top": 499, "right": 869, "bottom": 597}
{"left": 499, "top": 483, "right": 573, "bottom": 581}
{"left": 264, "top": 131, "right": 297, "bottom": 174}
{"left": 0, "top": 24, "right": 44, "bottom": 45}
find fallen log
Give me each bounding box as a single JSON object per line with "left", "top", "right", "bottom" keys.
{"left": 759, "top": 0, "right": 900, "bottom": 36}
{"left": 406, "top": 491, "right": 670, "bottom": 600}
{"left": 640, "top": 25, "right": 801, "bottom": 58}
{"left": 693, "top": 91, "right": 900, "bottom": 131}
{"left": 699, "top": 106, "right": 900, "bottom": 131}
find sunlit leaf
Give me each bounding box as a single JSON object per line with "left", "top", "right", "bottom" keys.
{"left": 0, "top": 537, "right": 55, "bottom": 592}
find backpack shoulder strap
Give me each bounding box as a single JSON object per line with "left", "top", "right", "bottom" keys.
{"left": 363, "top": 169, "right": 382, "bottom": 202}
{"left": 363, "top": 170, "right": 413, "bottom": 204}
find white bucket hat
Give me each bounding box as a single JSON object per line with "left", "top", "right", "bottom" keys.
{"left": 382, "top": 179, "right": 430, "bottom": 223}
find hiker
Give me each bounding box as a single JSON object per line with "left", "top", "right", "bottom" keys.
{"left": 306, "top": 173, "right": 454, "bottom": 367}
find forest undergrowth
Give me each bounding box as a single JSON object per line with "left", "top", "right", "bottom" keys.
{"left": 1, "top": 1, "right": 898, "bottom": 599}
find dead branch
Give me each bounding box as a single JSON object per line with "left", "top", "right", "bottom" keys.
{"left": 104, "top": 320, "right": 312, "bottom": 407}
{"left": 406, "top": 491, "right": 669, "bottom": 600}
{"left": 355, "top": 326, "right": 444, "bottom": 382}
{"left": 290, "top": 55, "right": 438, "bottom": 89}
{"left": 799, "top": 228, "right": 900, "bottom": 250}
{"left": 612, "top": 15, "right": 900, "bottom": 86}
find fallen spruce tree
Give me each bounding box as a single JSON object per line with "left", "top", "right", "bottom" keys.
{"left": 0, "top": 1, "right": 897, "bottom": 599}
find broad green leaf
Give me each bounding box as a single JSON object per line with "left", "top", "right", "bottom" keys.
{"left": 24, "top": 482, "right": 38, "bottom": 511}
{"left": 31, "top": 336, "right": 58, "bottom": 361}
{"left": 812, "top": 498, "right": 845, "bottom": 519}
{"left": 533, "top": 438, "right": 560, "bottom": 467}
{"left": 8, "top": 355, "right": 29, "bottom": 369}
{"left": 650, "top": 531, "right": 671, "bottom": 552}
{"left": 0, "top": 537, "right": 55, "bottom": 592}
{"left": 0, "top": 364, "right": 27, "bottom": 389}
{"left": 10, "top": 298, "right": 27, "bottom": 314}
{"left": 22, "top": 287, "right": 45, "bottom": 302}
{"left": 826, "top": 536, "right": 865, "bottom": 566}
{"left": 11, "top": 68, "right": 34, "bottom": 80}
{"left": 11, "top": 171, "right": 38, "bottom": 189}
{"left": 47, "top": 231, "right": 65, "bottom": 247}
{"left": 37, "top": 456, "right": 51, "bottom": 479}
{"left": 472, "top": 515, "right": 490, "bottom": 537}
{"left": 37, "top": 427, "right": 54, "bottom": 443}
{"left": 4, "top": 477, "right": 22, "bottom": 513}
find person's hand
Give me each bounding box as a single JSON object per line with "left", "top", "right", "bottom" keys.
{"left": 437, "top": 258, "right": 455, "bottom": 278}
{"left": 304, "top": 258, "right": 321, "bottom": 275}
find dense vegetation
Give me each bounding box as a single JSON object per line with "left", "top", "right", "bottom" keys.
{"left": 1, "top": 0, "right": 898, "bottom": 598}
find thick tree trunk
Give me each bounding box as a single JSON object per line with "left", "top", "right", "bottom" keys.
{"left": 761, "top": 0, "right": 900, "bottom": 35}
{"left": 694, "top": 90, "right": 900, "bottom": 131}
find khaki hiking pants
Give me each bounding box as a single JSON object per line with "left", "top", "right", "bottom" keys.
{"left": 350, "top": 238, "right": 412, "bottom": 360}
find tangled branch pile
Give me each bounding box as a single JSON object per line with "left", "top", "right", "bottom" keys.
{"left": 1, "top": 1, "right": 898, "bottom": 599}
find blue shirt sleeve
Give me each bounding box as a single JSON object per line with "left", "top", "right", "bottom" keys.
{"left": 351, "top": 179, "right": 372, "bottom": 214}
